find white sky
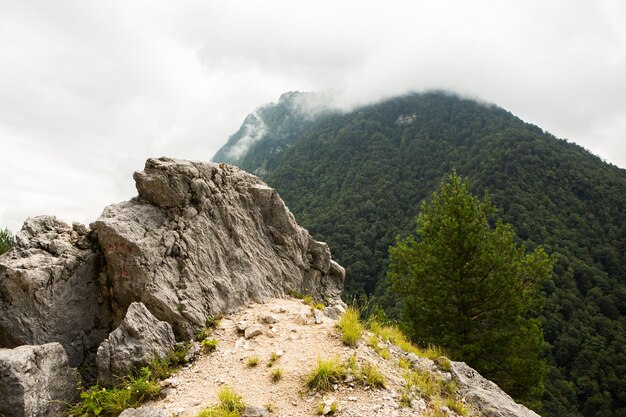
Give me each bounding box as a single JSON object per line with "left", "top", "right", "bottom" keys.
{"left": 1, "top": 0, "right": 625, "bottom": 232}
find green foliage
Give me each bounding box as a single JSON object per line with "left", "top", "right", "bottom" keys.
{"left": 65, "top": 368, "right": 160, "bottom": 417}
{"left": 336, "top": 307, "right": 363, "bottom": 347}
{"left": 0, "top": 227, "right": 14, "bottom": 255}
{"left": 246, "top": 356, "right": 259, "bottom": 367}
{"left": 306, "top": 356, "right": 347, "bottom": 392}
{"left": 270, "top": 367, "right": 283, "bottom": 382}
{"left": 358, "top": 361, "right": 387, "bottom": 388}
{"left": 201, "top": 338, "right": 219, "bottom": 353}
{"left": 216, "top": 91, "right": 626, "bottom": 416}
{"left": 197, "top": 385, "right": 245, "bottom": 417}
{"left": 389, "top": 173, "right": 552, "bottom": 405}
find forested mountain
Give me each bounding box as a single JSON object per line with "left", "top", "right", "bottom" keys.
{"left": 213, "top": 91, "right": 626, "bottom": 417}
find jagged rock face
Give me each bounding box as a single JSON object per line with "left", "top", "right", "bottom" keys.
{"left": 97, "top": 302, "right": 175, "bottom": 387}
{"left": 0, "top": 343, "right": 78, "bottom": 417}
{"left": 450, "top": 361, "right": 540, "bottom": 417}
{"left": 93, "top": 157, "right": 344, "bottom": 339}
{"left": 0, "top": 216, "right": 111, "bottom": 368}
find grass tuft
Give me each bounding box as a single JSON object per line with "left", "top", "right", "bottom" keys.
{"left": 270, "top": 367, "right": 283, "bottom": 382}
{"left": 359, "top": 361, "right": 387, "bottom": 389}
{"left": 201, "top": 338, "right": 219, "bottom": 353}
{"left": 337, "top": 307, "right": 363, "bottom": 347}
{"left": 197, "top": 385, "right": 245, "bottom": 417}
{"left": 306, "top": 356, "right": 347, "bottom": 392}
{"left": 65, "top": 367, "right": 161, "bottom": 416}
{"left": 246, "top": 356, "right": 259, "bottom": 368}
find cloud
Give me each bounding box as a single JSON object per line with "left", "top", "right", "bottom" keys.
{"left": 0, "top": 0, "right": 624, "bottom": 231}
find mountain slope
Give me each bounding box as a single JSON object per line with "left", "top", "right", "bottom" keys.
{"left": 213, "top": 91, "right": 626, "bottom": 417}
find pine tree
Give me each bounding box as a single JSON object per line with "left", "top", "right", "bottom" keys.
{"left": 388, "top": 172, "right": 554, "bottom": 407}
{"left": 0, "top": 227, "right": 13, "bottom": 255}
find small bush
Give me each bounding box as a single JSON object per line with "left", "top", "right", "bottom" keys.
{"left": 337, "top": 307, "right": 362, "bottom": 347}
{"left": 201, "top": 338, "right": 219, "bottom": 353}
{"left": 270, "top": 367, "right": 283, "bottom": 382}
{"left": 317, "top": 401, "right": 338, "bottom": 416}
{"left": 246, "top": 356, "right": 259, "bottom": 368}
{"left": 306, "top": 356, "right": 347, "bottom": 392}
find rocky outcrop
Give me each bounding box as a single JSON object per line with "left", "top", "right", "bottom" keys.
{"left": 0, "top": 342, "right": 78, "bottom": 417}
{"left": 450, "top": 361, "right": 540, "bottom": 417}
{"left": 0, "top": 216, "right": 111, "bottom": 368}
{"left": 97, "top": 302, "right": 176, "bottom": 387}
{"left": 93, "top": 157, "right": 344, "bottom": 339}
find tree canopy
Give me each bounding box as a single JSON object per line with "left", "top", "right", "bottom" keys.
{"left": 0, "top": 227, "right": 13, "bottom": 255}
{"left": 388, "top": 173, "right": 554, "bottom": 407}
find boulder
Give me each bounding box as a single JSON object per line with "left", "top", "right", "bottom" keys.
{"left": 97, "top": 302, "right": 175, "bottom": 386}
{"left": 0, "top": 342, "right": 78, "bottom": 417}
{"left": 92, "top": 157, "right": 344, "bottom": 339}
{"left": 450, "top": 361, "right": 540, "bottom": 417}
{"left": 0, "top": 216, "right": 111, "bottom": 369}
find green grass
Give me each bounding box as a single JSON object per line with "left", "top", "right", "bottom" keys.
{"left": 65, "top": 367, "right": 161, "bottom": 416}
{"left": 197, "top": 385, "right": 246, "bottom": 417}
{"left": 196, "top": 327, "right": 211, "bottom": 341}
{"left": 317, "top": 401, "right": 338, "bottom": 415}
{"left": 149, "top": 343, "right": 191, "bottom": 380}
{"left": 270, "top": 367, "right": 283, "bottom": 382}
{"left": 367, "top": 320, "right": 447, "bottom": 360}
{"left": 246, "top": 356, "right": 259, "bottom": 368}
{"left": 435, "top": 356, "right": 452, "bottom": 371}
{"left": 306, "top": 356, "right": 347, "bottom": 392}
{"left": 201, "top": 338, "right": 219, "bottom": 353}
{"left": 267, "top": 351, "right": 281, "bottom": 367}
{"left": 205, "top": 315, "right": 222, "bottom": 329}
{"left": 359, "top": 361, "right": 387, "bottom": 389}
{"left": 337, "top": 307, "right": 363, "bottom": 347}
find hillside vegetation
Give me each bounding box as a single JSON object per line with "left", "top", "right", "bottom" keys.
{"left": 213, "top": 91, "right": 626, "bottom": 417}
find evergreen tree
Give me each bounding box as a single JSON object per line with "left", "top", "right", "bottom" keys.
{"left": 388, "top": 172, "right": 554, "bottom": 407}
{"left": 0, "top": 227, "right": 14, "bottom": 255}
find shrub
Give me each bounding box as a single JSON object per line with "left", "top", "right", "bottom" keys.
{"left": 337, "top": 307, "right": 362, "bottom": 347}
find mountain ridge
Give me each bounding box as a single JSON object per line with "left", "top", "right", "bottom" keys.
{"left": 212, "top": 91, "right": 626, "bottom": 417}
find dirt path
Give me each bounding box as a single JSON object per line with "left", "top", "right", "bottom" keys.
{"left": 140, "top": 297, "right": 422, "bottom": 417}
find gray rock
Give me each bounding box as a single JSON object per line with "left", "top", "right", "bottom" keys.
{"left": 324, "top": 303, "right": 346, "bottom": 320}
{"left": 313, "top": 308, "right": 324, "bottom": 324}
{"left": 259, "top": 314, "right": 279, "bottom": 324}
{"left": 450, "top": 361, "right": 540, "bottom": 417}
{"left": 97, "top": 302, "right": 175, "bottom": 386}
{"left": 0, "top": 343, "right": 78, "bottom": 417}
{"left": 0, "top": 216, "right": 111, "bottom": 369}
{"left": 243, "top": 406, "right": 270, "bottom": 417}
{"left": 119, "top": 408, "right": 170, "bottom": 417}
{"left": 92, "top": 157, "right": 344, "bottom": 339}
{"left": 244, "top": 324, "right": 263, "bottom": 339}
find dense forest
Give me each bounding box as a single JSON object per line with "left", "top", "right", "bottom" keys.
{"left": 213, "top": 91, "right": 626, "bottom": 417}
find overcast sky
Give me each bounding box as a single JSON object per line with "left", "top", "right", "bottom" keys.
{"left": 1, "top": 0, "right": 625, "bottom": 232}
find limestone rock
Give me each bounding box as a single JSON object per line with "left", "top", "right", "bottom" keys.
{"left": 244, "top": 324, "right": 263, "bottom": 339}
{"left": 97, "top": 302, "right": 175, "bottom": 386}
{"left": 0, "top": 343, "right": 78, "bottom": 417}
{"left": 0, "top": 216, "right": 111, "bottom": 369}
{"left": 450, "top": 361, "right": 540, "bottom": 417}
{"left": 92, "top": 157, "right": 344, "bottom": 339}
{"left": 119, "top": 408, "right": 170, "bottom": 417}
